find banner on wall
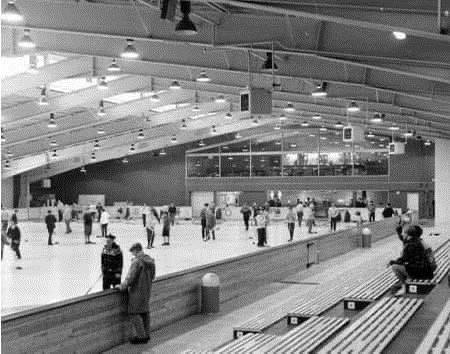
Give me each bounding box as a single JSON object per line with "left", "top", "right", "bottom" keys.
{"left": 78, "top": 194, "right": 105, "bottom": 207}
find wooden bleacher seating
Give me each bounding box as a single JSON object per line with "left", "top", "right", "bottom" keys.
{"left": 215, "top": 333, "right": 281, "bottom": 353}
{"left": 286, "top": 281, "right": 361, "bottom": 325}
{"left": 415, "top": 298, "right": 450, "bottom": 354}
{"left": 258, "top": 316, "right": 349, "bottom": 354}
{"left": 406, "top": 241, "right": 449, "bottom": 294}
{"left": 344, "top": 240, "right": 449, "bottom": 310}
{"left": 318, "top": 297, "right": 424, "bottom": 354}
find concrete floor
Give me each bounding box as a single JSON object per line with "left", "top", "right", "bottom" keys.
{"left": 103, "top": 224, "right": 448, "bottom": 354}
{"left": 1, "top": 217, "right": 352, "bottom": 315}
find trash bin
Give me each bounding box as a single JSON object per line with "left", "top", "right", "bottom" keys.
{"left": 362, "top": 227, "right": 372, "bottom": 248}
{"left": 201, "top": 273, "right": 220, "bottom": 313}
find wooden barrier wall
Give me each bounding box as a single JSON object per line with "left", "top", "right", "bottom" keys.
{"left": 1, "top": 218, "right": 399, "bottom": 354}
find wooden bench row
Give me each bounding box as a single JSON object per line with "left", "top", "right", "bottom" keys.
{"left": 344, "top": 240, "right": 449, "bottom": 310}
{"left": 215, "top": 316, "right": 348, "bottom": 354}
{"left": 318, "top": 297, "right": 424, "bottom": 354}
{"left": 415, "top": 298, "right": 450, "bottom": 354}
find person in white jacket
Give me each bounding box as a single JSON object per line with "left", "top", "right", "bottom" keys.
{"left": 100, "top": 208, "right": 110, "bottom": 238}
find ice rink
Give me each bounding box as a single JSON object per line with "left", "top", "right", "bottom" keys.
{"left": 1, "top": 217, "right": 354, "bottom": 315}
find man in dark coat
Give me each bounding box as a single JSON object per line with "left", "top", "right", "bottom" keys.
{"left": 83, "top": 208, "right": 95, "bottom": 244}
{"left": 101, "top": 234, "right": 123, "bottom": 290}
{"left": 118, "top": 243, "right": 155, "bottom": 344}
{"left": 45, "top": 210, "right": 57, "bottom": 245}
{"left": 7, "top": 221, "right": 21, "bottom": 259}
{"left": 240, "top": 202, "right": 252, "bottom": 231}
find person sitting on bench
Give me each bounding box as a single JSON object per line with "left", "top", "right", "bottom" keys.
{"left": 388, "top": 225, "right": 434, "bottom": 296}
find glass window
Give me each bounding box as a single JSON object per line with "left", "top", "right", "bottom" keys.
{"left": 282, "top": 153, "right": 317, "bottom": 176}
{"left": 187, "top": 156, "right": 219, "bottom": 177}
{"left": 354, "top": 151, "right": 388, "bottom": 175}
{"left": 251, "top": 154, "right": 282, "bottom": 176}
{"left": 221, "top": 155, "right": 250, "bottom": 177}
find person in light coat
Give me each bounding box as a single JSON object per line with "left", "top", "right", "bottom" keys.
{"left": 117, "top": 243, "right": 156, "bottom": 344}
{"left": 100, "top": 208, "right": 110, "bottom": 238}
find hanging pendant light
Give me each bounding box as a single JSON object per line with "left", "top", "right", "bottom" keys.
{"left": 215, "top": 95, "right": 226, "bottom": 103}
{"left": 192, "top": 103, "right": 200, "bottom": 112}
{"left": 211, "top": 125, "right": 218, "bottom": 135}
{"left": 97, "top": 127, "right": 105, "bottom": 135}
{"left": 48, "top": 113, "right": 57, "bottom": 128}
{"left": 252, "top": 116, "right": 260, "bottom": 125}
{"left": 403, "top": 130, "right": 413, "bottom": 137}
{"left": 388, "top": 124, "right": 400, "bottom": 131}
{"left": 301, "top": 121, "right": 310, "bottom": 127}
{"left": 6, "top": 150, "right": 13, "bottom": 158}
{"left": 49, "top": 139, "right": 58, "bottom": 147}
{"left": 159, "top": 149, "right": 167, "bottom": 156}
{"left": 311, "top": 82, "right": 328, "bottom": 97}
{"left": 137, "top": 129, "right": 145, "bottom": 139}
{"left": 1, "top": 129, "right": 6, "bottom": 143}
{"left": 273, "top": 124, "right": 281, "bottom": 130}
{"left": 175, "top": 1, "right": 197, "bottom": 35}
{"left": 335, "top": 121, "right": 344, "bottom": 128}
{"left": 122, "top": 157, "right": 129, "bottom": 164}
{"left": 107, "top": 58, "right": 121, "bottom": 72}
{"left": 367, "top": 131, "right": 375, "bottom": 138}
{"left": 91, "top": 152, "right": 97, "bottom": 161}
{"left": 312, "top": 113, "right": 321, "bottom": 120}
{"left": 180, "top": 119, "right": 187, "bottom": 129}
{"left": 94, "top": 140, "right": 100, "bottom": 150}
{"left": 121, "top": 39, "right": 139, "bottom": 59}
{"left": 424, "top": 139, "right": 432, "bottom": 146}
{"left": 169, "top": 80, "right": 181, "bottom": 90}
{"left": 171, "top": 134, "right": 177, "bottom": 143}
{"left": 150, "top": 93, "right": 160, "bottom": 102}
{"left": 279, "top": 113, "right": 287, "bottom": 121}
{"left": 198, "top": 139, "right": 205, "bottom": 147}
{"left": 18, "top": 29, "right": 36, "bottom": 49}
{"left": 284, "top": 103, "right": 295, "bottom": 113}
{"left": 80, "top": 166, "right": 87, "bottom": 173}
{"left": 393, "top": 31, "right": 406, "bottom": 40}
{"left": 347, "top": 101, "right": 360, "bottom": 112}
{"left": 196, "top": 71, "right": 210, "bottom": 82}
{"left": 51, "top": 149, "right": 58, "bottom": 159}
{"left": 319, "top": 126, "right": 327, "bottom": 132}
{"left": 225, "top": 112, "right": 233, "bottom": 119}
{"left": 97, "top": 100, "right": 106, "bottom": 116}
{"left": 235, "top": 132, "right": 242, "bottom": 139}
{"left": 1, "top": 1, "right": 24, "bottom": 23}
{"left": 370, "top": 113, "right": 384, "bottom": 123}
{"left": 97, "top": 76, "right": 108, "bottom": 90}
{"left": 39, "top": 86, "right": 48, "bottom": 106}
{"left": 129, "top": 143, "right": 136, "bottom": 153}
{"left": 4, "top": 160, "right": 11, "bottom": 170}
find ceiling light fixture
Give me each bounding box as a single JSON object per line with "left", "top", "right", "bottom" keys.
{"left": 97, "top": 127, "right": 105, "bottom": 135}
{"left": 160, "top": 149, "right": 167, "bottom": 156}
{"left": 48, "top": 113, "right": 57, "bottom": 128}
{"left": 274, "top": 125, "right": 281, "bottom": 130}
{"left": 137, "top": 129, "right": 145, "bottom": 139}
{"left": 94, "top": 140, "right": 100, "bottom": 150}
{"left": 284, "top": 103, "right": 295, "bottom": 113}
{"left": 122, "top": 157, "right": 129, "bottom": 164}
{"left": 97, "top": 100, "right": 106, "bottom": 116}
{"left": 175, "top": 1, "right": 197, "bottom": 35}
{"left": 393, "top": 31, "right": 406, "bottom": 40}
{"left": 196, "top": 71, "right": 211, "bottom": 82}
{"left": 370, "top": 113, "right": 384, "bottom": 123}
{"left": 211, "top": 125, "right": 218, "bottom": 135}
{"left": 301, "top": 121, "right": 310, "bottom": 127}
{"left": 311, "top": 82, "right": 328, "bottom": 97}
{"left": 319, "top": 126, "right": 327, "bottom": 132}
{"left": 91, "top": 152, "right": 97, "bottom": 161}
{"left": 39, "top": 86, "right": 49, "bottom": 106}
{"left": 107, "top": 58, "right": 121, "bottom": 72}
{"left": 192, "top": 103, "right": 200, "bottom": 112}
{"left": 215, "top": 95, "right": 226, "bottom": 103}
{"left": 49, "top": 139, "right": 58, "bottom": 147}
{"left": 261, "top": 52, "right": 278, "bottom": 72}
{"left": 312, "top": 113, "right": 321, "bottom": 120}
{"left": 80, "top": 166, "right": 87, "bottom": 173}
{"left": 279, "top": 113, "right": 287, "bottom": 121}
{"left": 225, "top": 112, "right": 233, "bottom": 119}
{"left": 121, "top": 39, "right": 139, "bottom": 59}
{"left": 320, "top": 136, "right": 327, "bottom": 140}
{"left": 150, "top": 93, "right": 160, "bottom": 102}
{"left": 335, "top": 121, "right": 344, "bottom": 128}
{"left": 403, "top": 130, "right": 413, "bottom": 137}
{"left": 51, "top": 149, "right": 58, "bottom": 159}
{"left": 6, "top": 150, "right": 13, "bottom": 158}
{"left": 367, "top": 131, "right": 375, "bottom": 138}
{"left": 1, "top": 1, "right": 24, "bottom": 22}
{"left": 388, "top": 124, "right": 400, "bottom": 131}
{"left": 235, "top": 132, "right": 242, "bottom": 139}
{"left": 171, "top": 134, "right": 177, "bottom": 143}
{"left": 252, "top": 116, "right": 260, "bottom": 125}
{"left": 18, "top": 29, "right": 36, "bottom": 49}
{"left": 169, "top": 80, "right": 181, "bottom": 90}
{"left": 347, "top": 101, "right": 360, "bottom": 113}
{"left": 129, "top": 143, "right": 136, "bottom": 153}
{"left": 1, "top": 129, "right": 6, "bottom": 143}
{"left": 97, "top": 76, "right": 108, "bottom": 90}
{"left": 198, "top": 139, "right": 205, "bottom": 147}
{"left": 424, "top": 139, "right": 432, "bottom": 146}
{"left": 180, "top": 119, "right": 187, "bottom": 129}
{"left": 4, "top": 160, "right": 11, "bottom": 170}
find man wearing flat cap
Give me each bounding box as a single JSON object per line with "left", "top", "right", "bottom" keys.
{"left": 101, "top": 234, "right": 123, "bottom": 290}
{"left": 117, "top": 242, "right": 156, "bottom": 344}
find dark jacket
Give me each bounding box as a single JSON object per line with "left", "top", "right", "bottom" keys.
{"left": 392, "top": 238, "right": 434, "bottom": 279}
{"left": 168, "top": 206, "right": 177, "bottom": 215}
{"left": 240, "top": 206, "right": 252, "bottom": 218}
{"left": 382, "top": 207, "right": 394, "bottom": 218}
{"left": 7, "top": 225, "right": 21, "bottom": 245}
{"left": 83, "top": 212, "right": 93, "bottom": 226}
{"left": 45, "top": 214, "right": 57, "bottom": 229}
{"left": 101, "top": 242, "right": 123, "bottom": 274}
{"left": 120, "top": 253, "right": 155, "bottom": 313}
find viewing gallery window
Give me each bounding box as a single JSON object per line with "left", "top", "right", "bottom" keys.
{"left": 186, "top": 131, "right": 389, "bottom": 178}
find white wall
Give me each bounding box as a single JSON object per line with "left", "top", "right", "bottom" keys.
{"left": 434, "top": 139, "right": 450, "bottom": 226}
{"left": 1, "top": 177, "right": 14, "bottom": 208}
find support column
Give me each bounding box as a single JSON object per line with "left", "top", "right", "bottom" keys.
{"left": 434, "top": 139, "right": 450, "bottom": 226}
{"left": 17, "top": 174, "right": 31, "bottom": 208}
